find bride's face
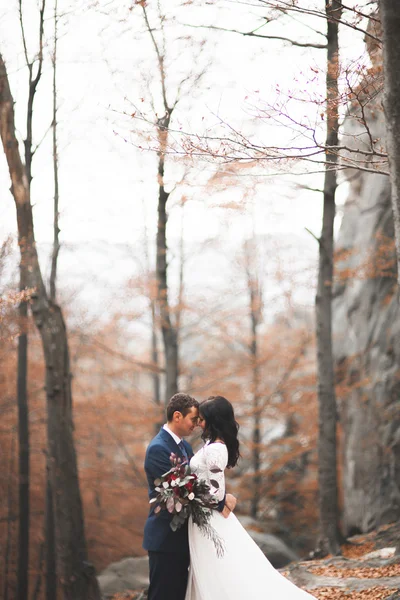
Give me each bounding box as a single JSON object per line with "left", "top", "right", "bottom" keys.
{"left": 198, "top": 414, "right": 206, "bottom": 431}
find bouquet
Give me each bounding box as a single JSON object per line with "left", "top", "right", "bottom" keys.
{"left": 150, "top": 452, "right": 225, "bottom": 556}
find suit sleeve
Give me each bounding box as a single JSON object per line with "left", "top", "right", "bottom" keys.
{"left": 146, "top": 444, "right": 173, "bottom": 489}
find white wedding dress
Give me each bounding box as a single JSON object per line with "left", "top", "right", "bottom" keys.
{"left": 185, "top": 442, "right": 317, "bottom": 600}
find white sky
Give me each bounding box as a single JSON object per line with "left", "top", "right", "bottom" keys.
{"left": 0, "top": 0, "right": 371, "bottom": 319}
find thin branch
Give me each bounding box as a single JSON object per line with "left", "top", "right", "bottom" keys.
{"left": 18, "top": 0, "right": 30, "bottom": 71}
{"left": 99, "top": 414, "right": 147, "bottom": 486}
{"left": 340, "top": 2, "right": 380, "bottom": 23}
{"left": 296, "top": 184, "right": 324, "bottom": 193}
{"left": 305, "top": 227, "right": 321, "bottom": 245}
{"left": 183, "top": 23, "right": 327, "bottom": 49}
{"left": 259, "top": 333, "right": 312, "bottom": 412}
{"left": 32, "top": 121, "right": 53, "bottom": 156}
{"left": 256, "top": 0, "right": 382, "bottom": 44}
{"left": 88, "top": 337, "right": 165, "bottom": 374}
{"left": 125, "top": 107, "right": 388, "bottom": 161}
{"left": 141, "top": 4, "right": 170, "bottom": 112}
{"left": 32, "top": 0, "right": 46, "bottom": 88}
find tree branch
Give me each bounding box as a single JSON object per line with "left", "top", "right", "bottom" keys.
{"left": 182, "top": 23, "right": 327, "bottom": 49}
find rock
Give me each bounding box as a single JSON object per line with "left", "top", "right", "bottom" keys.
{"left": 361, "top": 547, "right": 397, "bottom": 560}
{"left": 249, "top": 530, "right": 299, "bottom": 568}
{"left": 237, "top": 515, "right": 299, "bottom": 568}
{"left": 98, "top": 556, "right": 149, "bottom": 597}
{"left": 98, "top": 522, "right": 297, "bottom": 596}
{"left": 285, "top": 555, "right": 400, "bottom": 593}
{"left": 333, "top": 34, "right": 400, "bottom": 535}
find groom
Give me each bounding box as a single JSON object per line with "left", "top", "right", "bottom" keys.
{"left": 143, "top": 393, "right": 233, "bottom": 600}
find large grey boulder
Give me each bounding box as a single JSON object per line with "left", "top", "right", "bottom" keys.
{"left": 98, "top": 556, "right": 149, "bottom": 597}
{"left": 247, "top": 530, "right": 299, "bottom": 568}
{"left": 237, "top": 516, "right": 298, "bottom": 568}
{"left": 332, "top": 36, "right": 400, "bottom": 535}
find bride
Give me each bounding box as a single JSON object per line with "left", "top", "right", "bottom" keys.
{"left": 185, "top": 395, "right": 317, "bottom": 600}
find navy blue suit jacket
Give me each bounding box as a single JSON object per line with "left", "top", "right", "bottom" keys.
{"left": 143, "top": 428, "right": 194, "bottom": 553}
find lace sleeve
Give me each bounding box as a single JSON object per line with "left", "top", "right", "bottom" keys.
{"left": 204, "top": 443, "right": 228, "bottom": 501}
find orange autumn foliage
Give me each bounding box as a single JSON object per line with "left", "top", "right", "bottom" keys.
{"left": 0, "top": 290, "right": 321, "bottom": 597}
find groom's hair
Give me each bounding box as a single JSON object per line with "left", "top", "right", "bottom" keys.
{"left": 166, "top": 393, "right": 198, "bottom": 421}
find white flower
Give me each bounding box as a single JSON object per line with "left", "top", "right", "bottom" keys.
{"left": 171, "top": 480, "right": 177, "bottom": 487}
{"left": 163, "top": 481, "right": 169, "bottom": 489}
{"left": 175, "top": 478, "right": 180, "bottom": 484}
{"left": 188, "top": 492, "right": 195, "bottom": 500}
{"left": 155, "top": 487, "right": 160, "bottom": 492}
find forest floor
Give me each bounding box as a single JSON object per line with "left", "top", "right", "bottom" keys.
{"left": 284, "top": 520, "right": 400, "bottom": 600}
{"left": 109, "top": 521, "right": 400, "bottom": 600}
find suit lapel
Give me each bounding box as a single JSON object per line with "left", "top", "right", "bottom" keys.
{"left": 159, "top": 427, "right": 190, "bottom": 462}
{"left": 159, "top": 427, "right": 182, "bottom": 457}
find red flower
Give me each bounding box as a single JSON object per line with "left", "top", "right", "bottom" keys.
{"left": 185, "top": 482, "right": 193, "bottom": 493}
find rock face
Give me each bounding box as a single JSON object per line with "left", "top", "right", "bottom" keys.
{"left": 333, "top": 50, "right": 400, "bottom": 534}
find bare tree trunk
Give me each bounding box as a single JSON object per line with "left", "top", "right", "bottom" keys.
{"left": 42, "top": 307, "right": 100, "bottom": 599}
{"left": 381, "top": 1, "right": 400, "bottom": 285}
{"left": 156, "top": 114, "right": 179, "bottom": 404}
{"left": 151, "top": 304, "right": 161, "bottom": 406}
{"left": 31, "top": 541, "right": 44, "bottom": 600}
{"left": 175, "top": 199, "right": 185, "bottom": 342}
{"left": 381, "top": 0, "right": 400, "bottom": 557}
{"left": 250, "top": 327, "right": 261, "bottom": 519}
{"left": 140, "top": 4, "right": 180, "bottom": 404}
{"left": 0, "top": 53, "right": 101, "bottom": 600}
{"left": 316, "top": 0, "right": 342, "bottom": 556}
{"left": 95, "top": 433, "right": 103, "bottom": 517}
{"left": 50, "top": 0, "right": 60, "bottom": 303}
{"left": 45, "top": 473, "right": 57, "bottom": 600}
{"left": 17, "top": 291, "right": 29, "bottom": 600}
{"left": 46, "top": 7, "right": 59, "bottom": 596}
{"left": 244, "top": 241, "right": 262, "bottom": 519}
{"left": 250, "top": 346, "right": 261, "bottom": 517}
{"left": 174, "top": 197, "right": 186, "bottom": 388}
{"left": 16, "top": 4, "right": 46, "bottom": 595}
{"left": 3, "top": 432, "right": 15, "bottom": 600}
{"left": 142, "top": 198, "right": 161, "bottom": 407}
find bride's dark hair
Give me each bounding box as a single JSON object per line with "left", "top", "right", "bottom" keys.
{"left": 200, "top": 396, "right": 240, "bottom": 468}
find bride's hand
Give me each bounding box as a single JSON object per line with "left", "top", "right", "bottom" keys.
{"left": 222, "top": 493, "right": 237, "bottom": 518}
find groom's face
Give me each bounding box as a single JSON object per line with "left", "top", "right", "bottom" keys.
{"left": 176, "top": 407, "right": 199, "bottom": 437}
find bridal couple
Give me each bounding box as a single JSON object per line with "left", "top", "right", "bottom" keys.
{"left": 143, "top": 393, "right": 316, "bottom": 600}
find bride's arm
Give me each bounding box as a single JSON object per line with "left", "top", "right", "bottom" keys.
{"left": 204, "top": 444, "right": 231, "bottom": 515}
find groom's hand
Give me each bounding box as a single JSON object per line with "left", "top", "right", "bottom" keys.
{"left": 222, "top": 493, "right": 237, "bottom": 518}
